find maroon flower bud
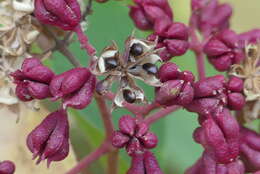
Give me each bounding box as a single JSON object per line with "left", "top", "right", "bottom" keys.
{"left": 27, "top": 110, "right": 69, "bottom": 167}
{"left": 185, "top": 75, "right": 245, "bottom": 113}
{"left": 0, "top": 161, "right": 15, "bottom": 174}
{"left": 50, "top": 68, "right": 96, "bottom": 109}
{"left": 12, "top": 58, "right": 54, "bottom": 101}
{"left": 129, "top": 0, "right": 173, "bottom": 33}
{"left": 129, "top": 6, "right": 153, "bottom": 30}
{"left": 240, "top": 127, "right": 260, "bottom": 173}
{"left": 34, "top": 0, "right": 81, "bottom": 31}
{"left": 226, "top": 76, "right": 244, "bottom": 92}
{"left": 158, "top": 62, "right": 180, "bottom": 83}
{"left": 203, "top": 30, "right": 245, "bottom": 71}
{"left": 156, "top": 64, "right": 194, "bottom": 106}
{"left": 192, "top": 108, "right": 240, "bottom": 165}
{"left": 148, "top": 22, "right": 189, "bottom": 61}
{"left": 185, "top": 151, "right": 245, "bottom": 174}
{"left": 227, "top": 93, "right": 245, "bottom": 110}
{"left": 112, "top": 115, "right": 158, "bottom": 156}
{"left": 193, "top": 75, "right": 225, "bottom": 98}
{"left": 127, "top": 151, "right": 163, "bottom": 174}
{"left": 191, "top": 0, "right": 232, "bottom": 36}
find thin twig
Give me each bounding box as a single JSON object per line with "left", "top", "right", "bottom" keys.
{"left": 189, "top": 14, "right": 206, "bottom": 80}
{"left": 95, "top": 94, "right": 114, "bottom": 138}
{"left": 43, "top": 26, "right": 82, "bottom": 67}
{"left": 107, "top": 149, "right": 119, "bottom": 174}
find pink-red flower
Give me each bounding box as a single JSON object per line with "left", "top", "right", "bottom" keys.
{"left": 112, "top": 115, "right": 158, "bottom": 156}
{"left": 185, "top": 151, "right": 244, "bottom": 174}
{"left": 34, "top": 0, "right": 81, "bottom": 30}
{"left": 155, "top": 62, "right": 194, "bottom": 106}
{"left": 127, "top": 151, "right": 163, "bottom": 174}
{"left": 203, "top": 30, "right": 244, "bottom": 71}
{"left": 12, "top": 58, "right": 54, "bottom": 101}
{"left": 129, "top": 0, "right": 189, "bottom": 61}
{"left": 50, "top": 68, "right": 96, "bottom": 109}
{"left": 240, "top": 127, "right": 260, "bottom": 173}
{"left": 185, "top": 75, "right": 245, "bottom": 114}
{"left": 27, "top": 109, "right": 69, "bottom": 167}
{"left": 191, "top": 0, "right": 232, "bottom": 37}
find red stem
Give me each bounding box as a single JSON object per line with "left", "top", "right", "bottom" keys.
{"left": 74, "top": 25, "right": 96, "bottom": 57}
{"left": 195, "top": 51, "right": 206, "bottom": 80}
{"left": 189, "top": 14, "right": 206, "bottom": 80}
{"left": 95, "top": 94, "right": 114, "bottom": 137}
{"left": 145, "top": 105, "right": 180, "bottom": 125}
{"left": 66, "top": 142, "right": 111, "bottom": 174}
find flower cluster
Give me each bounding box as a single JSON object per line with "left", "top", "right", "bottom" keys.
{"left": 27, "top": 109, "right": 69, "bottom": 167}
{"left": 112, "top": 115, "right": 158, "bottom": 156}
{"left": 129, "top": 0, "right": 189, "bottom": 61}
{"left": 185, "top": 75, "right": 245, "bottom": 114}
{"left": 191, "top": 0, "right": 232, "bottom": 37}
{"left": 203, "top": 29, "right": 244, "bottom": 71}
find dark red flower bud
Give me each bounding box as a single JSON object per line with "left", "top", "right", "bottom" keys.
{"left": 156, "top": 64, "right": 195, "bottom": 106}
{"left": 191, "top": 0, "right": 232, "bottom": 36}
{"left": 147, "top": 22, "right": 189, "bottom": 61}
{"left": 0, "top": 161, "right": 15, "bottom": 174}
{"left": 50, "top": 68, "right": 96, "bottom": 109}
{"left": 129, "top": 6, "right": 153, "bottom": 30}
{"left": 226, "top": 76, "right": 244, "bottom": 92}
{"left": 26, "top": 110, "right": 69, "bottom": 167}
{"left": 12, "top": 58, "right": 54, "bottom": 101}
{"left": 185, "top": 151, "right": 245, "bottom": 174}
{"left": 193, "top": 75, "right": 225, "bottom": 98}
{"left": 127, "top": 153, "right": 145, "bottom": 174}
{"left": 127, "top": 151, "right": 163, "bottom": 174}
{"left": 158, "top": 62, "right": 180, "bottom": 83}
{"left": 186, "top": 75, "right": 245, "bottom": 113}
{"left": 227, "top": 93, "right": 245, "bottom": 110}
{"left": 129, "top": 0, "right": 173, "bottom": 33}
{"left": 34, "top": 0, "right": 81, "bottom": 31}
{"left": 240, "top": 127, "right": 260, "bottom": 173}
{"left": 203, "top": 30, "right": 245, "bottom": 71}
{"left": 112, "top": 115, "right": 158, "bottom": 156}
{"left": 112, "top": 131, "right": 130, "bottom": 148}
{"left": 192, "top": 109, "right": 240, "bottom": 164}
{"left": 119, "top": 115, "right": 136, "bottom": 136}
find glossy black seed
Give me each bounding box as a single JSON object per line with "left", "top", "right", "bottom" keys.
{"left": 142, "top": 63, "right": 158, "bottom": 75}
{"left": 130, "top": 43, "right": 143, "bottom": 56}
{"left": 105, "top": 57, "right": 118, "bottom": 70}
{"left": 123, "top": 89, "right": 136, "bottom": 103}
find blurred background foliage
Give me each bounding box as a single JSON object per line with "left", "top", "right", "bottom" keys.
{"left": 2, "top": 0, "right": 259, "bottom": 174}
{"left": 43, "top": 0, "right": 260, "bottom": 173}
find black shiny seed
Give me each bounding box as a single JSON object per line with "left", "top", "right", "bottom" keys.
{"left": 142, "top": 63, "right": 158, "bottom": 75}
{"left": 130, "top": 43, "right": 143, "bottom": 56}
{"left": 104, "top": 57, "right": 118, "bottom": 70}
{"left": 123, "top": 89, "right": 136, "bottom": 103}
